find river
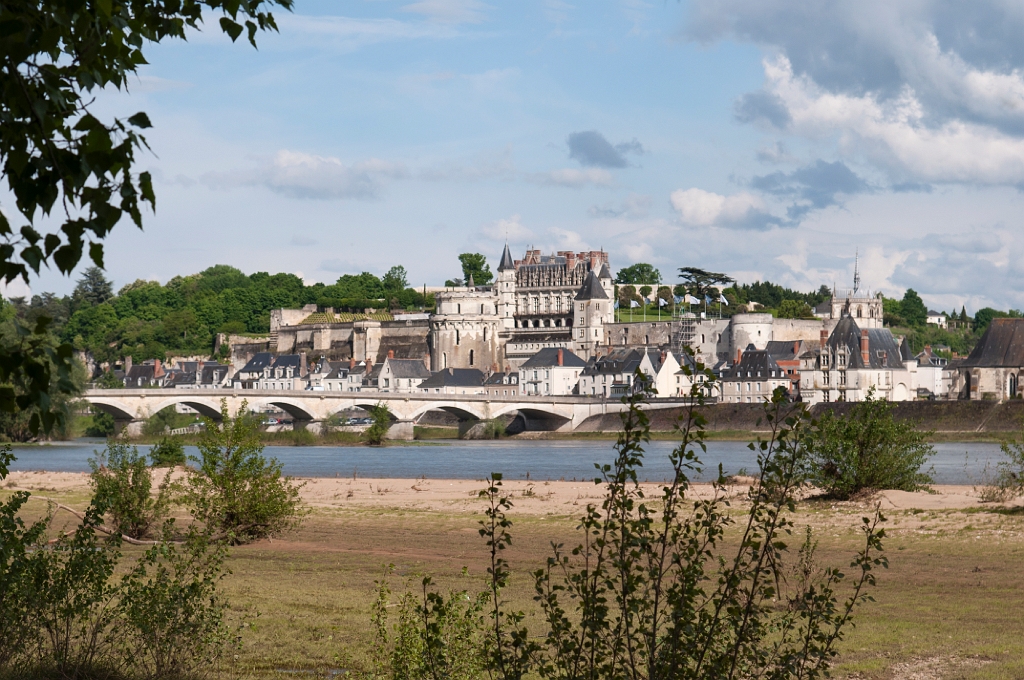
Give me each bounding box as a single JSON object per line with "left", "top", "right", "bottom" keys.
{"left": 3, "top": 439, "right": 1008, "bottom": 485}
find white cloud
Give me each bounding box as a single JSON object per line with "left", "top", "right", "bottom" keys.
{"left": 205, "top": 150, "right": 407, "bottom": 200}
{"left": 479, "top": 214, "right": 534, "bottom": 241}
{"left": 401, "top": 0, "right": 490, "bottom": 24}
{"left": 273, "top": 14, "right": 461, "bottom": 52}
{"left": 761, "top": 56, "right": 1024, "bottom": 185}
{"left": 546, "top": 227, "right": 589, "bottom": 251}
{"left": 669, "top": 188, "right": 771, "bottom": 227}
{"left": 530, "top": 168, "right": 614, "bottom": 188}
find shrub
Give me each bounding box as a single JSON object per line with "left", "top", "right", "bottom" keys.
{"left": 89, "top": 436, "right": 172, "bottom": 540}
{"left": 85, "top": 405, "right": 116, "bottom": 437}
{"left": 365, "top": 402, "right": 392, "bottom": 446}
{"left": 988, "top": 417, "right": 1024, "bottom": 501}
{"left": 185, "top": 399, "right": 305, "bottom": 544}
{"left": 1, "top": 444, "right": 230, "bottom": 677}
{"left": 368, "top": 375, "right": 887, "bottom": 680}
{"left": 806, "top": 392, "right": 934, "bottom": 499}
{"left": 150, "top": 436, "right": 187, "bottom": 467}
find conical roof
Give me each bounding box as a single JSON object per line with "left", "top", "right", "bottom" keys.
{"left": 498, "top": 243, "right": 515, "bottom": 271}
{"left": 597, "top": 262, "right": 611, "bottom": 279}
{"left": 575, "top": 271, "right": 609, "bottom": 301}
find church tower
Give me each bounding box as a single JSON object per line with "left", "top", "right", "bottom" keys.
{"left": 496, "top": 243, "right": 517, "bottom": 331}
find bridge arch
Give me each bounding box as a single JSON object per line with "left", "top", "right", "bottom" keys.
{"left": 250, "top": 398, "right": 317, "bottom": 421}
{"left": 85, "top": 397, "right": 137, "bottom": 421}
{"left": 490, "top": 405, "right": 573, "bottom": 431}
{"left": 407, "top": 403, "right": 487, "bottom": 423}
{"left": 148, "top": 396, "right": 223, "bottom": 420}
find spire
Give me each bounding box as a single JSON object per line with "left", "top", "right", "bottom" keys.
{"left": 468, "top": 273, "right": 475, "bottom": 288}
{"left": 853, "top": 249, "right": 861, "bottom": 295}
{"left": 498, "top": 242, "right": 515, "bottom": 271}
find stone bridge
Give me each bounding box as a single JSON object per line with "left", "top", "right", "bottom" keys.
{"left": 83, "top": 389, "right": 693, "bottom": 440}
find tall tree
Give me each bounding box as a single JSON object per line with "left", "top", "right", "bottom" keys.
{"left": 900, "top": 289, "right": 928, "bottom": 327}
{"left": 382, "top": 266, "right": 408, "bottom": 294}
{"left": 72, "top": 267, "right": 114, "bottom": 308}
{"left": 0, "top": 0, "right": 291, "bottom": 433}
{"left": 678, "top": 267, "right": 735, "bottom": 300}
{"left": 615, "top": 263, "right": 661, "bottom": 285}
{"left": 458, "top": 253, "right": 492, "bottom": 286}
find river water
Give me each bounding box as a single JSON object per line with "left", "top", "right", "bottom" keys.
{"left": 3, "top": 439, "right": 1007, "bottom": 485}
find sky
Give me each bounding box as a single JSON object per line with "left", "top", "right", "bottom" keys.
{"left": 11, "top": 0, "right": 1024, "bottom": 314}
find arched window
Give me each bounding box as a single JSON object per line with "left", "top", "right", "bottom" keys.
{"left": 483, "top": 328, "right": 488, "bottom": 342}
{"left": 469, "top": 350, "right": 475, "bottom": 366}
{"left": 443, "top": 352, "right": 447, "bottom": 368}
{"left": 455, "top": 330, "right": 460, "bottom": 345}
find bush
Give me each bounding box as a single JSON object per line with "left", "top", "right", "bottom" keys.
{"left": 1, "top": 446, "right": 229, "bottom": 678}
{"left": 986, "top": 417, "right": 1024, "bottom": 501}
{"left": 85, "top": 406, "right": 116, "bottom": 438}
{"left": 185, "top": 399, "right": 305, "bottom": 544}
{"left": 367, "top": 378, "right": 888, "bottom": 680}
{"left": 150, "top": 436, "right": 186, "bottom": 467}
{"left": 365, "top": 402, "right": 392, "bottom": 446}
{"left": 89, "top": 436, "right": 172, "bottom": 540}
{"left": 807, "top": 392, "right": 934, "bottom": 499}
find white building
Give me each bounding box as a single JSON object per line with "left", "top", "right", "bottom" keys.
{"left": 519, "top": 348, "right": 587, "bottom": 396}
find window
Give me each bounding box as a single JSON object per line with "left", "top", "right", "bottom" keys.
{"left": 480, "top": 304, "right": 485, "bottom": 314}
{"left": 469, "top": 350, "right": 474, "bottom": 366}
{"left": 442, "top": 352, "right": 447, "bottom": 368}
{"left": 457, "top": 304, "right": 461, "bottom": 314}
{"left": 455, "top": 330, "right": 460, "bottom": 345}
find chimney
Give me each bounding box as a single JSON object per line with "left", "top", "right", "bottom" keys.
{"left": 660, "top": 350, "right": 666, "bottom": 364}
{"left": 154, "top": 359, "right": 164, "bottom": 379}
{"left": 125, "top": 355, "right": 132, "bottom": 375}
{"left": 388, "top": 349, "right": 395, "bottom": 360}
{"left": 736, "top": 348, "right": 742, "bottom": 364}
{"left": 820, "top": 328, "right": 828, "bottom": 347}
{"left": 557, "top": 348, "right": 564, "bottom": 366}
{"left": 300, "top": 351, "right": 308, "bottom": 377}
{"left": 860, "top": 329, "right": 870, "bottom": 365}
{"left": 349, "top": 357, "right": 356, "bottom": 370}
{"left": 793, "top": 341, "right": 799, "bottom": 355}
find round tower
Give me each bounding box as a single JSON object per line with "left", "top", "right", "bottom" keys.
{"left": 496, "top": 243, "right": 517, "bottom": 331}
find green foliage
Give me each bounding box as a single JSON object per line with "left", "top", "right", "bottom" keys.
{"left": 458, "top": 253, "right": 493, "bottom": 286}
{"left": 725, "top": 280, "right": 829, "bottom": 311}
{"left": 142, "top": 404, "right": 192, "bottom": 437}
{"left": 368, "top": 567, "right": 488, "bottom": 680}
{"left": 807, "top": 393, "right": 934, "bottom": 499}
{"left": 150, "top": 437, "right": 186, "bottom": 467}
{"left": 776, "top": 299, "right": 814, "bottom": 319}
{"left": 185, "top": 400, "right": 304, "bottom": 544}
{"left": 974, "top": 306, "right": 1023, "bottom": 331}
{"left": 95, "top": 370, "right": 124, "bottom": 389}
{"left": 985, "top": 418, "right": 1024, "bottom": 501}
{"left": 0, "top": 445, "right": 230, "bottom": 677}
{"left": 900, "top": 289, "right": 928, "bottom": 327}
{"left": 85, "top": 406, "right": 116, "bottom": 438}
{"left": 370, "top": 375, "right": 888, "bottom": 680}
{"left": 615, "top": 262, "right": 661, "bottom": 285}
{"left": 365, "top": 402, "right": 393, "bottom": 446}
{"left": 71, "top": 267, "right": 115, "bottom": 310}
{"left": 89, "top": 436, "right": 172, "bottom": 539}
{"left": 678, "top": 267, "right": 735, "bottom": 300}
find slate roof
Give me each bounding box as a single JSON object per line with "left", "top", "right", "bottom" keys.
{"left": 324, "top": 366, "right": 350, "bottom": 380}
{"left": 959, "top": 318, "right": 1024, "bottom": 367}
{"left": 485, "top": 371, "right": 519, "bottom": 385}
{"left": 383, "top": 358, "right": 432, "bottom": 379}
{"left": 574, "top": 270, "right": 609, "bottom": 301}
{"left": 419, "top": 368, "right": 486, "bottom": 388}
{"left": 721, "top": 347, "right": 784, "bottom": 380}
{"left": 765, "top": 340, "right": 803, "bottom": 363}
{"left": 498, "top": 243, "right": 515, "bottom": 271}
{"left": 238, "top": 353, "right": 273, "bottom": 375}
{"left": 273, "top": 355, "right": 303, "bottom": 369}
{"left": 597, "top": 262, "right": 612, "bottom": 279}
{"left": 582, "top": 348, "right": 647, "bottom": 376}
{"left": 520, "top": 347, "right": 588, "bottom": 369}
{"left": 825, "top": 316, "right": 905, "bottom": 370}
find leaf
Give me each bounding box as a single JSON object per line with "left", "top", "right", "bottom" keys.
{"left": 219, "top": 17, "right": 244, "bottom": 42}
{"left": 127, "top": 111, "right": 152, "bottom": 129}
{"left": 139, "top": 171, "right": 155, "bottom": 207}
{"left": 95, "top": 0, "right": 112, "bottom": 16}
{"left": 89, "top": 243, "right": 105, "bottom": 269}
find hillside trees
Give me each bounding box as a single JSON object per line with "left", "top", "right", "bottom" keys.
{"left": 615, "top": 262, "right": 661, "bottom": 285}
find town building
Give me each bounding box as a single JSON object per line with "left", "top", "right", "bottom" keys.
{"left": 122, "top": 358, "right": 165, "bottom": 388}
{"left": 926, "top": 310, "right": 947, "bottom": 329}
{"left": 950, "top": 318, "right": 1024, "bottom": 400}
{"left": 254, "top": 354, "right": 308, "bottom": 390}
{"left": 914, "top": 346, "right": 951, "bottom": 398}
{"left": 720, "top": 346, "right": 791, "bottom": 404}
{"left": 519, "top": 348, "right": 587, "bottom": 396}
{"left": 484, "top": 371, "right": 519, "bottom": 397}
{"left": 373, "top": 355, "right": 432, "bottom": 392}
{"left": 418, "top": 368, "right": 487, "bottom": 395}
{"left": 577, "top": 348, "right": 662, "bottom": 398}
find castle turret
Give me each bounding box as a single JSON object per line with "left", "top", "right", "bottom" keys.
{"left": 496, "top": 243, "right": 516, "bottom": 331}
{"left": 573, "top": 270, "right": 612, "bottom": 356}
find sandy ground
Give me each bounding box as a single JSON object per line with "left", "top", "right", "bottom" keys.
{"left": 5, "top": 469, "right": 1023, "bottom": 516}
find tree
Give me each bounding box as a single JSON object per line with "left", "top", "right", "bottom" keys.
{"left": 458, "top": 253, "right": 492, "bottom": 286}
{"left": 900, "top": 289, "right": 928, "bottom": 327}
{"left": 973, "top": 307, "right": 1006, "bottom": 331}
{"left": 678, "top": 267, "right": 735, "bottom": 300}
{"left": 807, "top": 393, "right": 934, "bottom": 499}
{"left": 185, "top": 400, "right": 304, "bottom": 544}
{"left": 382, "top": 265, "right": 408, "bottom": 294}
{"left": 0, "top": 0, "right": 291, "bottom": 435}
{"left": 71, "top": 267, "right": 114, "bottom": 309}
{"left": 776, "top": 299, "right": 813, "bottom": 319}
{"left": 89, "top": 436, "right": 172, "bottom": 539}
{"left": 365, "top": 402, "right": 392, "bottom": 446}
{"left": 639, "top": 284, "right": 652, "bottom": 299}
{"left": 615, "top": 263, "right": 661, "bottom": 285}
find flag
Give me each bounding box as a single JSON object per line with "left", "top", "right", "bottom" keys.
{"left": 658, "top": 297, "right": 667, "bottom": 307}
{"left": 614, "top": 300, "right": 620, "bottom": 309}
{"left": 719, "top": 294, "right": 729, "bottom": 306}
{"left": 674, "top": 295, "right": 683, "bottom": 304}
{"left": 686, "top": 294, "right": 700, "bottom": 305}
{"left": 705, "top": 295, "right": 712, "bottom": 305}
{"left": 630, "top": 300, "right": 640, "bottom": 308}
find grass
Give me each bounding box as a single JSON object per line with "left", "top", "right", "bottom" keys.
{"left": 5, "top": 483, "right": 1024, "bottom": 678}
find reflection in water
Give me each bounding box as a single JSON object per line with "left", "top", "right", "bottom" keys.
{"left": 5, "top": 439, "right": 1004, "bottom": 485}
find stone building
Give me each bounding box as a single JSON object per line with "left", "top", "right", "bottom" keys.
{"left": 950, "top": 318, "right": 1024, "bottom": 400}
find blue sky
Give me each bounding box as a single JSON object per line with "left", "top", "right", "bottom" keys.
{"left": 16, "top": 0, "right": 1024, "bottom": 314}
